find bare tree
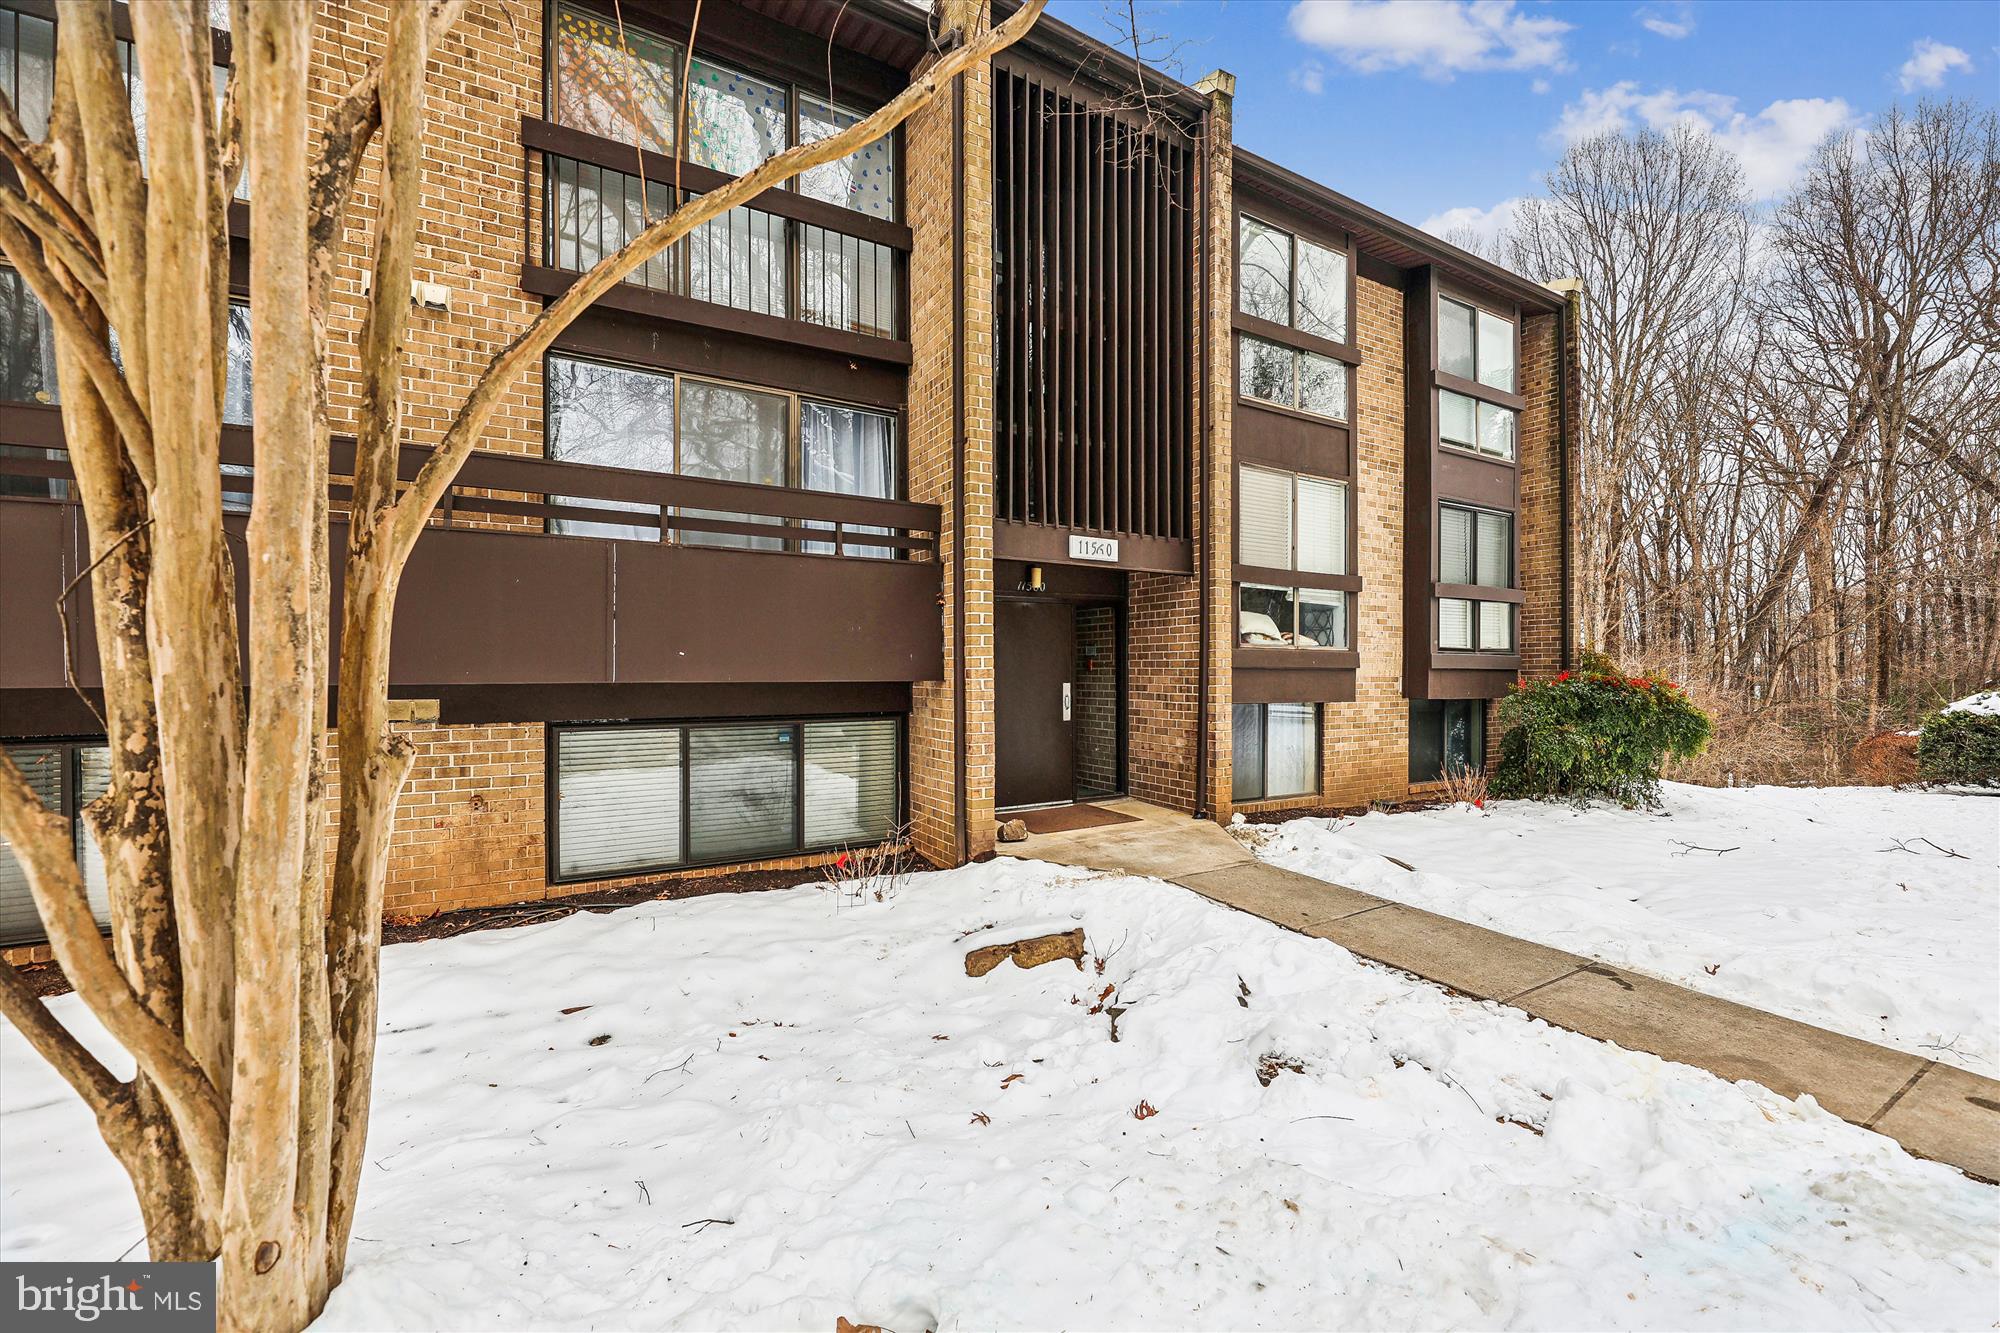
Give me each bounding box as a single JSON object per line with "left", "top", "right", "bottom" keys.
{"left": 0, "top": 1, "right": 1046, "bottom": 1328}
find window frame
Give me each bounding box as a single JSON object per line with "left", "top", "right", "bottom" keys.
{"left": 0, "top": 736, "right": 112, "bottom": 947}
{"left": 1231, "top": 702, "right": 1321, "bottom": 803}
{"left": 1234, "top": 463, "right": 1353, "bottom": 652}
{"left": 546, "top": 714, "right": 906, "bottom": 883}
{"left": 1435, "top": 501, "right": 1516, "bottom": 653}
{"left": 540, "top": 349, "right": 905, "bottom": 547}
{"left": 1408, "top": 699, "right": 1486, "bottom": 784}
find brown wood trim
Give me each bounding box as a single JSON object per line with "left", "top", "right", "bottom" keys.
{"left": 522, "top": 264, "right": 913, "bottom": 366}
{"left": 1434, "top": 369, "right": 1526, "bottom": 412}
{"left": 1231, "top": 660, "right": 1358, "bottom": 704}
{"left": 1434, "top": 582, "right": 1525, "bottom": 605}
{"left": 1430, "top": 651, "right": 1521, "bottom": 672}
{"left": 1234, "top": 646, "right": 1360, "bottom": 671}
{"left": 1234, "top": 564, "right": 1361, "bottom": 594}
{"left": 994, "top": 521, "right": 1192, "bottom": 574}
{"left": 550, "top": 308, "right": 906, "bottom": 409}
{"left": 1235, "top": 393, "right": 1350, "bottom": 432}
{"left": 522, "top": 116, "right": 913, "bottom": 250}
{"left": 429, "top": 681, "right": 911, "bottom": 727}
{"left": 1230, "top": 310, "right": 1360, "bottom": 365}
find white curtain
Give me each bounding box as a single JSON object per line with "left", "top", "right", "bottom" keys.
{"left": 802, "top": 401, "right": 897, "bottom": 557}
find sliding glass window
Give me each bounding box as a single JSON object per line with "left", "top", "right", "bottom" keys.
{"left": 1237, "top": 464, "right": 1349, "bottom": 650}
{"left": 1231, "top": 703, "right": 1319, "bottom": 803}
{"left": 1437, "top": 504, "right": 1514, "bottom": 652}
{"left": 552, "top": 717, "right": 902, "bottom": 880}
{"left": 1409, "top": 700, "right": 1484, "bottom": 782}
{"left": 0, "top": 741, "right": 112, "bottom": 946}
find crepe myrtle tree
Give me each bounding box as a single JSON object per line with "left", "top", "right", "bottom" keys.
{"left": 0, "top": 0, "right": 1045, "bottom": 1327}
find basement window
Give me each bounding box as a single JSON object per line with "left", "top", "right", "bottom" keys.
{"left": 1409, "top": 700, "right": 1484, "bottom": 783}
{"left": 1231, "top": 703, "right": 1319, "bottom": 803}
{"left": 0, "top": 741, "right": 112, "bottom": 946}
{"left": 551, "top": 717, "right": 901, "bottom": 881}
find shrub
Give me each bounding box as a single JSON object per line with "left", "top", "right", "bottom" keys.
{"left": 1916, "top": 705, "right": 2000, "bottom": 788}
{"left": 1490, "top": 663, "right": 1713, "bottom": 806}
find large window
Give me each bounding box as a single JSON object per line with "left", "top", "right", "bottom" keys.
{"left": 1238, "top": 214, "right": 1347, "bottom": 342}
{"left": 1438, "top": 504, "right": 1513, "bottom": 652}
{"left": 550, "top": 2, "right": 680, "bottom": 154}
{"left": 1437, "top": 296, "right": 1515, "bottom": 391}
{"left": 1232, "top": 703, "right": 1318, "bottom": 803}
{"left": 1409, "top": 700, "right": 1484, "bottom": 783}
{"left": 1438, "top": 387, "right": 1516, "bottom": 461}
{"left": 1237, "top": 464, "right": 1348, "bottom": 650}
{"left": 552, "top": 716, "right": 901, "bottom": 880}
{"left": 544, "top": 353, "right": 899, "bottom": 551}
{"left": 2, "top": 269, "right": 252, "bottom": 503}
{"left": 1239, "top": 334, "right": 1347, "bottom": 422}
{"left": 0, "top": 741, "right": 112, "bottom": 947}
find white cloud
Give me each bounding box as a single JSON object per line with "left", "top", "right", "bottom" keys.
{"left": 1531, "top": 78, "right": 1552, "bottom": 95}
{"left": 1286, "top": 0, "right": 1571, "bottom": 79}
{"left": 1420, "top": 197, "right": 1526, "bottom": 256}
{"left": 1898, "top": 38, "right": 1972, "bottom": 92}
{"left": 1551, "top": 82, "right": 1857, "bottom": 198}
{"left": 1636, "top": 5, "right": 1695, "bottom": 39}
{"left": 1291, "top": 61, "right": 1328, "bottom": 95}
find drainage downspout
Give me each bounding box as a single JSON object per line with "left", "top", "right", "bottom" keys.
{"left": 1556, "top": 292, "right": 1574, "bottom": 672}
{"left": 951, "top": 73, "right": 970, "bottom": 862}
{"left": 1192, "top": 123, "right": 1212, "bottom": 821}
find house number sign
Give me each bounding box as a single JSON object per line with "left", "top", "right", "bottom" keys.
{"left": 1067, "top": 534, "right": 1119, "bottom": 563}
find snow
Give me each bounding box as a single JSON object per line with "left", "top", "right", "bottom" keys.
{"left": 1248, "top": 783, "right": 2000, "bottom": 1075}
{"left": 1943, "top": 689, "right": 2000, "bottom": 717}
{"left": 3, "top": 858, "right": 1996, "bottom": 1330}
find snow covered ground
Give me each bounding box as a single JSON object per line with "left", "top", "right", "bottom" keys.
{"left": 4, "top": 857, "right": 1995, "bottom": 1330}
{"left": 1247, "top": 783, "right": 2000, "bottom": 1075}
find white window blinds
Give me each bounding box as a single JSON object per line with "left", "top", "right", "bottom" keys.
{"left": 1476, "top": 511, "right": 1511, "bottom": 587}
{"left": 804, "top": 719, "right": 899, "bottom": 847}
{"left": 1438, "top": 598, "right": 1473, "bottom": 650}
{"left": 1295, "top": 476, "right": 1347, "bottom": 576}
{"left": 555, "top": 727, "right": 684, "bottom": 878}
{"left": 1478, "top": 601, "right": 1513, "bottom": 651}
{"left": 688, "top": 725, "right": 797, "bottom": 863}
{"left": 1440, "top": 507, "right": 1474, "bottom": 584}
{"left": 0, "top": 744, "right": 112, "bottom": 946}
{"left": 1238, "top": 465, "right": 1293, "bottom": 569}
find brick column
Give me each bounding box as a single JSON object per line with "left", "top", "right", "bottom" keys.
{"left": 905, "top": 0, "right": 996, "bottom": 866}
{"left": 1195, "top": 72, "right": 1237, "bottom": 822}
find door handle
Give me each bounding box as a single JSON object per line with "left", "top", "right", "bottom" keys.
{"left": 1062, "top": 682, "right": 1072, "bottom": 722}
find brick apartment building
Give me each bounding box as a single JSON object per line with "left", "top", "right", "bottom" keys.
{"left": 0, "top": 0, "right": 1576, "bottom": 955}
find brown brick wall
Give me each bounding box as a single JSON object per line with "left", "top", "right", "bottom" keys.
{"left": 1517, "top": 305, "right": 1569, "bottom": 681}
{"left": 1073, "top": 605, "right": 1119, "bottom": 795}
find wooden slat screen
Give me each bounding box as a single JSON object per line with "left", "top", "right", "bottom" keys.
{"left": 994, "top": 68, "right": 1195, "bottom": 542}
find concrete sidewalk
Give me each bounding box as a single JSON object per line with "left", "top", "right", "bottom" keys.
{"left": 996, "top": 799, "right": 2000, "bottom": 1181}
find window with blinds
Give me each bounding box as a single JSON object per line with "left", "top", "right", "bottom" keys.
{"left": 1239, "top": 466, "right": 1350, "bottom": 652}
{"left": 0, "top": 741, "right": 112, "bottom": 947}
{"left": 1437, "top": 504, "right": 1514, "bottom": 652}
{"left": 552, "top": 717, "right": 901, "bottom": 880}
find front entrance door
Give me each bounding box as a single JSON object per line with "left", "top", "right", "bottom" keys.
{"left": 996, "top": 599, "right": 1075, "bottom": 808}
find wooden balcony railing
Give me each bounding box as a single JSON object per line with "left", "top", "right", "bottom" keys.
{"left": 520, "top": 116, "right": 911, "bottom": 364}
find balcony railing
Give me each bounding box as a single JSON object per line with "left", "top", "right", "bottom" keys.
{"left": 522, "top": 117, "right": 909, "bottom": 360}
{"left": 0, "top": 406, "right": 944, "bottom": 691}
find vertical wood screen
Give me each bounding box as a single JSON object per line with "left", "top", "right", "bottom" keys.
{"left": 994, "top": 68, "right": 1196, "bottom": 542}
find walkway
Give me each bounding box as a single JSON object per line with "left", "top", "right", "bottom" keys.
{"left": 995, "top": 798, "right": 2000, "bottom": 1181}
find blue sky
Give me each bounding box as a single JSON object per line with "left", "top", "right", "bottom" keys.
{"left": 1047, "top": 0, "right": 1999, "bottom": 242}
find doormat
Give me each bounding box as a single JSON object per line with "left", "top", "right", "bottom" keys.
{"left": 1016, "top": 803, "right": 1141, "bottom": 835}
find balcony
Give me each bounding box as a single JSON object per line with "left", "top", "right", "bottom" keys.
{"left": 0, "top": 408, "right": 943, "bottom": 699}
{"left": 520, "top": 117, "right": 911, "bottom": 365}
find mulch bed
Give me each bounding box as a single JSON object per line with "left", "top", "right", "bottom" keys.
{"left": 12, "top": 852, "right": 936, "bottom": 1001}
{"left": 1237, "top": 796, "right": 1450, "bottom": 826}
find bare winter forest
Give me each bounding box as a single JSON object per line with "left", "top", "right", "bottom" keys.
{"left": 1467, "top": 99, "right": 1998, "bottom": 784}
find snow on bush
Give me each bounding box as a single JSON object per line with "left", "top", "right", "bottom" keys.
{"left": 1919, "top": 693, "right": 2000, "bottom": 787}
{"left": 4, "top": 859, "right": 1996, "bottom": 1330}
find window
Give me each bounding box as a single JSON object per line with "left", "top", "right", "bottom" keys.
{"left": 1237, "top": 214, "right": 1347, "bottom": 342}
{"left": 552, "top": 717, "right": 901, "bottom": 880}
{"left": 1239, "top": 334, "right": 1347, "bottom": 421}
{"left": 2, "top": 270, "right": 252, "bottom": 503}
{"left": 1438, "top": 504, "right": 1513, "bottom": 652}
{"left": 1409, "top": 700, "right": 1484, "bottom": 783}
{"left": 543, "top": 353, "right": 899, "bottom": 551}
{"left": 1438, "top": 388, "right": 1515, "bottom": 461}
{"left": 1232, "top": 703, "right": 1318, "bottom": 802}
{"left": 1437, "top": 295, "right": 1515, "bottom": 393}
{"left": 1, "top": 741, "right": 112, "bottom": 946}
{"left": 0, "top": 9, "right": 55, "bottom": 142}
{"left": 551, "top": 2, "right": 680, "bottom": 154}
{"left": 798, "top": 95, "right": 898, "bottom": 222}
{"left": 1237, "top": 465, "right": 1349, "bottom": 650}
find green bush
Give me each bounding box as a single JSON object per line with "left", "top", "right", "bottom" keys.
{"left": 1916, "top": 705, "right": 2000, "bottom": 788}
{"left": 1490, "top": 663, "right": 1713, "bottom": 807}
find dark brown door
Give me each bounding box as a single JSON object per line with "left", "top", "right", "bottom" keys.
{"left": 997, "top": 599, "right": 1074, "bottom": 808}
